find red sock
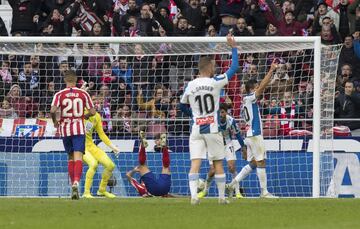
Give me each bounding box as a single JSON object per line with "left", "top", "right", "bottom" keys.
{"left": 162, "top": 146, "right": 170, "bottom": 168}
{"left": 73, "top": 160, "right": 83, "bottom": 183}
{"left": 68, "top": 160, "right": 75, "bottom": 185}
{"left": 139, "top": 145, "right": 146, "bottom": 165}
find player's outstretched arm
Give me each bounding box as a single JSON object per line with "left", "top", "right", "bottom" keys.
{"left": 224, "top": 34, "right": 239, "bottom": 80}
{"left": 50, "top": 105, "right": 59, "bottom": 128}
{"left": 84, "top": 107, "right": 96, "bottom": 119}
{"left": 255, "top": 60, "right": 278, "bottom": 98}
{"left": 94, "top": 113, "right": 120, "bottom": 157}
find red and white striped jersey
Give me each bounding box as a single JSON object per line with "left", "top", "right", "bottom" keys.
{"left": 51, "top": 87, "right": 94, "bottom": 137}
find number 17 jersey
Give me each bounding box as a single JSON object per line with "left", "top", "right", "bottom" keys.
{"left": 180, "top": 75, "right": 228, "bottom": 134}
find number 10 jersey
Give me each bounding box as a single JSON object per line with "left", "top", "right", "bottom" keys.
{"left": 180, "top": 74, "right": 228, "bottom": 134}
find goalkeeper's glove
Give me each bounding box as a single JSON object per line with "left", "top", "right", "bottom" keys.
{"left": 111, "top": 144, "right": 120, "bottom": 158}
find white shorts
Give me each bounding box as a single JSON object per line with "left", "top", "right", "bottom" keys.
{"left": 189, "top": 132, "right": 225, "bottom": 161}
{"left": 244, "top": 135, "right": 266, "bottom": 162}
{"left": 209, "top": 143, "right": 237, "bottom": 165}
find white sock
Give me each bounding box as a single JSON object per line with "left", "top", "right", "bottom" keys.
{"left": 204, "top": 174, "right": 214, "bottom": 192}
{"left": 232, "top": 173, "right": 240, "bottom": 195}
{"left": 230, "top": 164, "right": 253, "bottom": 187}
{"left": 214, "top": 174, "right": 226, "bottom": 199}
{"left": 188, "top": 173, "right": 199, "bottom": 199}
{"left": 256, "top": 167, "right": 268, "bottom": 194}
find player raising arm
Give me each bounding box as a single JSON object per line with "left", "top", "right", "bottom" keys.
{"left": 50, "top": 70, "right": 96, "bottom": 200}
{"left": 197, "top": 103, "right": 246, "bottom": 199}
{"left": 82, "top": 107, "right": 120, "bottom": 199}
{"left": 179, "top": 34, "right": 239, "bottom": 205}
{"left": 227, "top": 60, "right": 278, "bottom": 198}
{"left": 126, "top": 131, "right": 171, "bottom": 197}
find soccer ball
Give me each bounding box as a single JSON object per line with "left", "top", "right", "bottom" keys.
{"left": 197, "top": 178, "right": 206, "bottom": 193}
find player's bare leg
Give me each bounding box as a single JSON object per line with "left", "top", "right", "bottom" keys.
{"left": 189, "top": 159, "right": 202, "bottom": 205}
{"left": 257, "top": 160, "right": 277, "bottom": 198}
{"left": 213, "top": 160, "right": 229, "bottom": 204}
{"left": 198, "top": 164, "right": 215, "bottom": 198}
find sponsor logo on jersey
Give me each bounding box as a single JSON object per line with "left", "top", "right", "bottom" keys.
{"left": 196, "top": 116, "right": 214, "bottom": 125}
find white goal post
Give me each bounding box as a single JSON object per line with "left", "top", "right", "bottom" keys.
{"left": 0, "top": 36, "right": 336, "bottom": 198}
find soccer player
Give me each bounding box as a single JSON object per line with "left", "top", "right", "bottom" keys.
{"left": 197, "top": 103, "right": 246, "bottom": 199}
{"left": 82, "top": 109, "right": 121, "bottom": 199}
{"left": 179, "top": 34, "right": 239, "bottom": 205}
{"left": 227, "top": 60, "right": 278, "bottom": 198}
{"left": 126, "top": 131, "right": 171, "bottom": 197}
{"left": 50, "top": 70, "right": 96, "bottom": 200}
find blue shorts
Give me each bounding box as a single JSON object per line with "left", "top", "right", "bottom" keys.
{"left": 140, "top": 172, "right": 171, "bottom": 196}
{"left": 62, "top": 135, "right": 85, "bottom": 155}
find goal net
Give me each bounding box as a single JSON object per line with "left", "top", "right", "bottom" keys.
{"left": 0, "top": 37, "right": 341, "bottom": 197}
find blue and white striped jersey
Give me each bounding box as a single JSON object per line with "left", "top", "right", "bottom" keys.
{"left": 180, "top": 75, "right": 228, "bottom": 134}
{"left": 219, "top": 115, "right": 245, "bottom": 147}
{"left": 243, "top": 92, "right": 262, "bottom": 137}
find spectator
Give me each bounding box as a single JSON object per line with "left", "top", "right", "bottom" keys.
{"left": 137, "top": 84, "right": 169, "bottom": 118}
{"left": 338, "top": 34, "right": 360, "bottom": 78}
{"left": 6, "top": 84, "right": 38, "bottom": 118}
{"left": 264, "top": 10, "right": 309, "bottom": 36}
{"left": 89, "top": 21, "right": 111, "bottom": 36}
{"left": 336, "top": 63, "right": 354, "bottom": 93}
{"left": 112, "top": 57, "right": 134, "bottom": 90}
{"left": 130, "top": 44, "right": 155, "bottom": 84}
{"left": 314, "top": 2, "right": 340, "bottom": 31}
{"left": 112, "top": 104, "right": 144, "bottom": 136}
{"left": 0, "top": 60, "right": 13, "bottom": 96}
{"left": 173, "top": 0, "right": 206, "bottom": 36}
{"left": 230, "top": 17, "right": 254, "bottom": 36}
{"left": 40, "top": 81, "right": 56, "bottom": 113}
{"left": 338, "top": 0, "right": 351, "bottom": 40}
{"left": 321, "top": 24, "right": 342, "bottom": 44}
{"left": 0, "top": 99, "right": 18, "bottom": 118}
{"left": 244, "top": 1, "right": 269, "bottom": 36}
{"left": 354, "top": 31, "right": 360, "bottom": 58}
{"left": 265, "top": 23, "right": 279, "bottom": 36}
{"left": 8, "top": 0, "right": 42, "bottom": 35}
{"left": 52, "top": 60, "right": 69, "bottom": 91}
{"left": 135, "top": 3, "right": 159, "bottom": 36}
{"left": 113, "top": 0, "right": 139, "bottom": 36}
{"left": 17, "top": 60, "right": 40, "bottom": 102}
{"left": 167, "top": 97, "right": 190, "bottom": 135}
{"left": 88, "top": 43, "right": 110, "bottom": 78}
{"left": 100, "top": 62, "right": 116, "bottom": 86}
{"left": 218, "top": 0, "right": 243, "bottom": 36}
{"left": 348, "top": 0, "right": 360, "bottom": 33}
{"left": 335, "top": 80, "right": 360, "bottom": 134}
{"left": 0, "top": 17, "right": 8, "bottom": 36}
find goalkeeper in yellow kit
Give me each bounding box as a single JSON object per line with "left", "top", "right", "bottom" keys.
{"left": 82, "top": 111, "right": 120, "bottom": 198}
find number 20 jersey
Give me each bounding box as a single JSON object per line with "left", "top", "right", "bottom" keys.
{"left": 242, "top": 92, "right": 262, "bottom": 137}
{"left": 180, "top": 75, "right": 228, "bottom": 134}
{"left": 51, "top": 87, "right": 94, "bottom": 137}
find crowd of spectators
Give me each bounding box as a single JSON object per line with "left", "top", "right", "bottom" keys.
{"left": 0, "top": 0, "right": 360, "bottom": 136}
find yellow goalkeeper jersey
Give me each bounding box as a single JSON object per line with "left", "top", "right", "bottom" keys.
{"left": 84, "top": 112, "right": 112, "bottom": 148}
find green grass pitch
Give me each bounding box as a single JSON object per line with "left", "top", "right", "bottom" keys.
{"left": 0, "top": 198, "right": 359, "bottom": 229}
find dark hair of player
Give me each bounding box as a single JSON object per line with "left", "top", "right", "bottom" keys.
{"left": 219, "top": 103, "right": 228, "bottom": 111}
{"left": 245, "top": 79, "right": 258, "bottom": 94}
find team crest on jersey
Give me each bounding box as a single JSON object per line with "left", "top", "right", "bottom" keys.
{"left": 85, "top": 121, "right": 93, "bottom": 133}
{"left": 196, "top": 116, "right": 214, "bottom": 125}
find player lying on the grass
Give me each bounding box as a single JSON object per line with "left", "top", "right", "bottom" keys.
{"left": 126, "top": 131, "right": 171, "bottom": 197}
{"left": 197, "top": 103, "right": 246, "bottom": 199}
{"left": 50, "top": 70, "right": 96, "bottom": 200}
{"left": 82, "top": 106, "right": 120, "bottom": 199}
{"left": 227, "top": 60, "right": 279, "bottom": 198}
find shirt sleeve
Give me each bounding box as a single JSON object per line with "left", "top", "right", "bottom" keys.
{"left": 212, "top": 74, "right": 229, "bottom": 90}
{"left": 83, "top": 90, "right": 94, "bottom": 110}
{"left": 180, "top": 84, "right": 190, "bottom": 104}
{"left": 231, "top": 118, "right": 245, "bottom": 147}
{"left": 94, "top": 113, "right": 112, "bottom": 147}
